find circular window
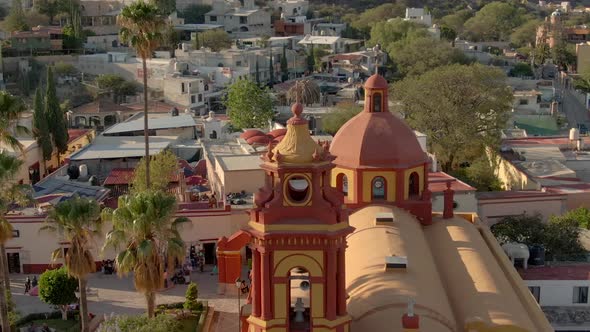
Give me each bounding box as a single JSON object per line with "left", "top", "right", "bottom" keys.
{"left": 287, "top": 176, "right": 310, "bottom": 204}
{"left": 300, "top": 281, "right": 310, "bottom": 291}
{"left": 374, "top": 180, "right": 383, "bottom": 188}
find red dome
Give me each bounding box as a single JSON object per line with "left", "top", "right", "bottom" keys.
{"left": 330, "top": 111, "right": 427, "bottom": 169}
{"left": 364, "top": 74, "right": 388, "bottom": 90}
{"left": 247, "top": 135, "right": 272, "bottom": 145}
{"left": 240, "top": 129, "right": 265, "bottom": 140}
{"left": 268, "top": 128, "right": 287, "bottom": 138}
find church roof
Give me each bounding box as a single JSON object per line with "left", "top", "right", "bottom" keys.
{"left": 330, "top": 74, "right": 428, "bottom": 169}
{"left": 346, "top": 205, "right": 553, "bottom": 332}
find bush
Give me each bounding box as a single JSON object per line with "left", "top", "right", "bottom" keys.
{"left": 184, "top": 283, "right": 200, "bottom": 312}
{"left": 38, "top": 267, "right": 78, "bottom": 319}
{"left": 97, "top": 314, "right": 182, "bottom": 332}
{"left": 16, "top": 311, "right": 79, "bottom": 326}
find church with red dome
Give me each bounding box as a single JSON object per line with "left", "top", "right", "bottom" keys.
{"left": 216, "top": 74, "right": 553, "bottom": 332}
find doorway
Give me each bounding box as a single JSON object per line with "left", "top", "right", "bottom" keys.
{"left": 203, "top": 243, "right": 216, "bottom": 265}
{"left": 7, "top": 253, "right": 20, "bottom": 273}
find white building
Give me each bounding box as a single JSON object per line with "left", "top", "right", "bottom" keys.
{"left": 297, "top": 35, "right": 363, "bottom": 54}
{"left": 205, "top": 0, "right": 272, "bottom": 39}
{"left": 268, "top": 0, "right": 309, "bottom": 17}
{"left": 163, "top": 76, "right": 209, "bottom": 112}
{"left": 404, "top": 8, "right": 432, "bottom": 27}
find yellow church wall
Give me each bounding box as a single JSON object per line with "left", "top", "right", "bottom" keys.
{"left": 331, "top": 167, "right": 357, "bottom": 202}
{"left": 311, "top": 283, "right": 325, "bottom": 318}
{"left": 273, "top": 283, "right": 287, "bottom": 319}
{"left": 273, "top": 251, "right": 324, "bottom": 277}
{"left": 362, "top": 171, "right": 396, "bottom": 203}
{"left": 403, "top": 166, "right": 425, "bottom": 200}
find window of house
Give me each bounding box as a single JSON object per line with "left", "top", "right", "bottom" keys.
{"left": 181, "top": 82, "right": 186, "bottom": 93}
{"left": 519, "top": 99, "right": 528, "bottom": 105}
{"left": 574, "top": 286, "right": 588, "bottom": 304}
{"left": 204, "top": 84, "right": 209, "bottom": 91}
{"left": 236, "top": 61, "right": 242, "bottom": 66}
{"left": 372, "top": 177, "right": 386, "bottom": 200}
{"left": 528, "top": 286, "right": 540, "bottom": 303}
{"left": 240, "top": 17, "right": 247, "bottom": 24}
{"left": 198, "top": 94, "right": 203, "bottom": 102}
{"left": 210, "top": 16, "right": 217, "bottom": 22}
{"left": 11, "top": 230, "right": 19, "bottom": 238}
{"left": 408, "top": 172, "right": 420, "bottom": 197}
{"left": 191, "top": 95, "right": 196, "bottom": 104}
{"left": 373, "top": 93, "right": 382, "bottom": 113}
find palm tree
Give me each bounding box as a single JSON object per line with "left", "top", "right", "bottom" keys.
{"left": 41, "top": 196, "right": 102, "bottom": 332}
{"left": 0, "top": 152, "right": 32, "bottom": 331}
{"left": 287, "top": 79, "right": 321, "bottom": 106}
{"left": 117, "top": 1, "right": 166, "bottom": 188}
{"left": 102, "top": 191, "right": 188, "bottom": 318}
{"left": 0, "top": 91, "right": 29, "bottom": 154}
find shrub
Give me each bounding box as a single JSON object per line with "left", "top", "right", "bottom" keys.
{"left": 97, "top": 314, "right": 182, "bottom": 332}
{"left": 184, "top": 283, "right": 200, "bottom": 312}
{"left": 38, "top": 267, "right": 78, "bottom": 320}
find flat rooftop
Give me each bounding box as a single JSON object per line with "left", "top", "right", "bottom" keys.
{"left": 520, "top": 265, "right": 590, "bottom": 281}
{"left": 68, "top": 135, "right": 178, "bottom": 160}
{"left": 104, "top": 114, "right": 196, "bottom": 135}
{"left": 216, "top": 155, "right": 262, "bottom": 171}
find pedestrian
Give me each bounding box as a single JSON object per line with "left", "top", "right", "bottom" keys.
{"left": 24, "top": 277, "right": 31, "bottom": 294}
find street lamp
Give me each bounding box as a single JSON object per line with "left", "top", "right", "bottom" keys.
{"left": 235, "top": 277, "right": 242, "bottom": 332}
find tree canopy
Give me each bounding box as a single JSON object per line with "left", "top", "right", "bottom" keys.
{"left": 38, "top": 267, "right": 78, "bottom": 320}
{"left": 45, "top": 67, "right": 69, "bottom": 157}
{"left": 131, "top": 149, "right": 178, "bottom": 193}
{"left": 322, "top": 102, "right": 362, "bottom": 135}
{"left": 195, "top": 29, "right": 232, "bottom": 52}
{"left": 224, "top": 79, "right": 274, "bottom": 130}
{"left": 96, "top": 74, "right": 138, "bottom": 103}
{"left": 179, "top": 4, "right": 211, "bottom": 24}
{"left": 389, "top": 36, "right": 472, "bottom": 77}
{"left": 439, "top": 9, "right": 473, "bottom": 36}
{"left": 510, "top": 19, "right": 541, "bottom": 48}
{"left": 369, "top": 19, "right": 428, "bottom": 52}
{"left": 392, "top": 63, "right": 512, "bottom": 171}
{"left": 33, "top": 88, "right": 52, "bottom": 171}
{"left": 491, "top": 213, "right": 587, "bottom": 260}
{"left": 463, "top": 2, "right": 528, "bottom": 41}
{"left": 2, "top": 0, "right": 28, "bottom": 32}
{"left": 344, "top": 3, "right": 405, "bottom": 38}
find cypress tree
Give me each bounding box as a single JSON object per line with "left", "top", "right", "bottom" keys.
{"left": 45, "top": 67, "right": 69, "bottom": 162}
{"left": 33, "top": 88, "right": 53, "bottom": 176}
{"left": 280, "top": 45, "right": 288, "bottom": 82}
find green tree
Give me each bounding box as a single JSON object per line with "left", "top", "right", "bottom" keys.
{"left": 510, "top": 19, "right": 541, "bottom": 48}
{"left": 280, "top": 46, "right": 288, "bottom": 82}
{"left": 439, "top": 9, "right": 473, "bottom": 36}
{"left": 96, "top": 74, "right": 138, "bottom": 103}
{"left": 118, "top": 1, "right": 166, "bottom": 188}
{"left": 197, "top": 29, "right": 232, "bottom": 52}
{"left": 345, "top": 3, "right": 405, "bottom": 38}
{"left": 491, "top": 213, "right": 546, "bottom": 245}
{"left": 533, "top": 42, "right": 550, "bottom": 66}
{"left": 131, "top": 149, "right": 178, "bottom": 193}
{"left": 369, "top": 19, "right": 428, "bottom": 52}
{"left": 555, "top": 208, "right": 590, "bottom": 229}
{"left": 268, "top": 52, "right": 274, "bottom": 87}
{"left": 389, "top": 36, "right": 471, "bottom": 78}
{"left": 41, "top": 196, "right": 102, "bottom": 332}
{"left": 33, "top": 88, "right": 52, "bottom": 174}
{"left": 306, "top": 44, "right": 315, "bottom": 73}
{"left": 450, "top": 156, "right": 503, "bottom": 191}
{"left": 509, "top": 62, "right": 534, "bottom": 77}
{"left": 0, "top": 153, "right": 31, "bottom": 331}
{"left": 464, "top": 2, "right": 526, "bottom": 41}
{"left": 552, "top": 42, "right": 576, "bottom": 69}
{"left": 322, "top": 102, "right": 362, "bottom": 135}
{"left": 439, "top": 26, "right": 457, "bottom": 42}
{"left": 35, "top": 0, "right": 60, "bottom": 25}
{"left": 53, "top": 62, "right": 78, "bottom": 77}
{"left": 179, "top": 4, "right": 211, "bottom": 24}
{"left": 0, "top": 91, "right": 29, "bottom": 153}
{"left": 102, "top": 191, "right": 189, "bottom": 318}
{"left": 575, "top": 68, "right": 590, "bottom": 93}
{"left": 38, "top": 267, "right": 78, "bottom": 320}
{"left": 393, "top": 64, "right": 512, "bottom": 171}
{"left": 224, "top": 79, "right": 274, "bottom": 130}
{"left": 183, "top": 282, "right": 200, "bottom": 311}
{"left": 45, "top": 67, "right": 69, "bottom": 161}
{"left": 2, "top": 0, "right": 28, "bottom": 32}
{"left": 150, "top": 0, "right": 175, "bottom": 15}
{"left": 255, "top": 60, "right": 260, "bottom": 86}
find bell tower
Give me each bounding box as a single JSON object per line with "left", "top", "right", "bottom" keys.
{"left": 245, "top": 102, "right": 353, "bottom": 332}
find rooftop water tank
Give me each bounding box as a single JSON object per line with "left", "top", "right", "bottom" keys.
{"left": 79, "top": 164, "right": 88, "bottom": 178}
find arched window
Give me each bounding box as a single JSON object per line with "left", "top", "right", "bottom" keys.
{"left": 372, "top": 177, "right": 386, "bottom": 200}
{"left": 408, "top": 172, "right": 420, "bottom": 197}
{"left": 210, "top": 130, "right": 217, "bottom": 139}
{"left": 336, "top": 173, "right": 348, "bottom": 197}
{"left": 373, "top": 92, "right": 382, "bottom": 113}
